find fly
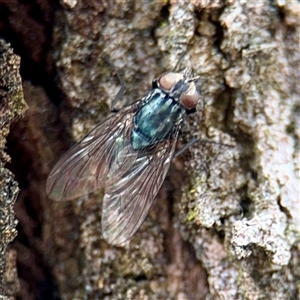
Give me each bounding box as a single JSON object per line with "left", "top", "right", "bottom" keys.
{"left": 46, "top": 69, "right": 200, "bottom": 245}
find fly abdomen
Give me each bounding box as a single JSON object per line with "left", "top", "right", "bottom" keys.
{"left": 131, "top": 89, "right": 184, "bottom": 150}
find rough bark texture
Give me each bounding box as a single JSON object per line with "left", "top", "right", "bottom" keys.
{"left": 0, "top": 40, "right": 27, "bottom": 299}
{"left": 0, "top": 0, "right": 299, "bottom": 299}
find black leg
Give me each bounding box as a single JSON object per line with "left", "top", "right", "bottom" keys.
{"left": 172, "top": 137, "right": 234, "bottom": 159}
{"left": 173, "top": 137, "right": 198, "bottom": 159}
{"left": 103, "top": 56, "right": 126, "bottom": 112}
{"left": 173, "top": 52, "right": 187, "bottom": 72}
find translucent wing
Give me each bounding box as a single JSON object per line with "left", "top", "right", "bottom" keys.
{"left": 46, "top": 105, "right": 139, "bottom": 201}
{"left": 101, "top": 128, "right": 181, "bottom": 245}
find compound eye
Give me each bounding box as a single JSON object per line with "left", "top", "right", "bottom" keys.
{"left": 181, "top": 87, "right": 199, "bottom": 110}
{"left": 159, "top": 72, "right": 177, "bottom": 90}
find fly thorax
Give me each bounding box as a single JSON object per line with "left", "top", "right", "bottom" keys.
{"left": 131, "top": 89, "right": 185, "bottom": 150}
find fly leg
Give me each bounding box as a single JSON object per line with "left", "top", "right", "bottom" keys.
{"left": 103, "top": 56, "right": 126, "bottom": 113}
{"left": 172, "top": 137, "right": 234, "bottom": 159}
{"left": 173, "top": 52, "right": 187, "bottom": 72}
{"left": 172, "top": 137, "right": 198, "bottom": 159}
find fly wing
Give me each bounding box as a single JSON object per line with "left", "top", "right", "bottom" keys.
{"left": 101, "top": 128, "right": 181, "bottom": 245}
{"left": 46, "top": 105, "right": 139, "bottom": 201}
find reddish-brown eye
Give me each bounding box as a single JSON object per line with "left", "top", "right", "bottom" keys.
{"left": 181, "top": 87, "right": 199, "bottom": 109}
{"left": 159, "top": 72, "right": 177, "bottom": 90}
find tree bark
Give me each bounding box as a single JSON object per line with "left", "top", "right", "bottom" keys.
{"left": 0, "top": 40, "right": 27, "bottom": 299}
{"left": 1, "top": 0, "right": 299, "bottom": 299}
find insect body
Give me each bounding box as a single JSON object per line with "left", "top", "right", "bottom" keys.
{"left": 46, "top": 70, "right": 200, "bottom": 245}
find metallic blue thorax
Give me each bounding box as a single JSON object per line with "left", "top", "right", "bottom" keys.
{"left": 131, "top": 89, "right": 185, "bottom": 150}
